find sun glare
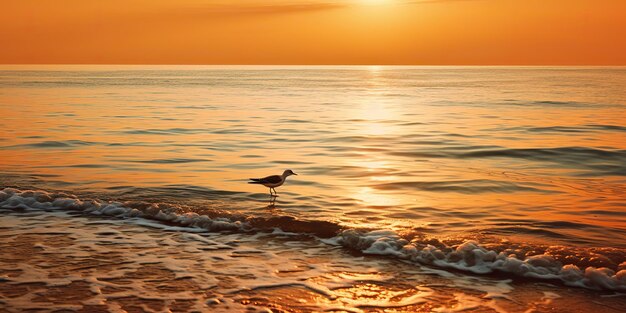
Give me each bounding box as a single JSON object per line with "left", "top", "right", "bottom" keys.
{"left": 360, "top": 0, "right": 389, "bottom": 5}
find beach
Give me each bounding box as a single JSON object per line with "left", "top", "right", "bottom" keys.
{"left": 1, "top": 66, "right": 625, "bottom": 312}
{"left": 1, "top": 208, "right": 624, "bottom": 313}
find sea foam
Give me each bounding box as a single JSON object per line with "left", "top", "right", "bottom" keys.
{"left": 336, "top": 229, "right": 626, "bottom": 291}
{"left": 1, "top": 187, "right": 625, "bottom": 292}
{"left": 0, "top": 188, "right": 245, "bottom": 232}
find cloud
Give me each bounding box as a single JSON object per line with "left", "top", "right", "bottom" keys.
{"left": 186, "top": 2, "right": 345, "bottom": 16}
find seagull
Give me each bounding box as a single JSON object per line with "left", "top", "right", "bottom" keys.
{"left": 248, "top": 169, "right": 298, "bottom": 197}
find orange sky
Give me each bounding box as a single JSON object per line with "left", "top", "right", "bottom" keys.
{"left": 1, "top": 0, "right": 625, "bottom": 65}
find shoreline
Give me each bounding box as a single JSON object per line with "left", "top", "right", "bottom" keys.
{"left": 1, "top": 209, "right": 625, "bottom": 312}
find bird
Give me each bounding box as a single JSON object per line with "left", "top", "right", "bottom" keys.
{"left": 248, "top": 169, "right": 298, "bottom": 197}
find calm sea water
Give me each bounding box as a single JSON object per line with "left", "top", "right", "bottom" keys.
{"left": 1, "top": 66, "right": 626, "bottom": 299}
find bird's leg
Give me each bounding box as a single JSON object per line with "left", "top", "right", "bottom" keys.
{"left": 272, "top": 188, "right": 278, "bottom": 196}
{"left": 269, "top": 188, "right": 273, "bottom": 197}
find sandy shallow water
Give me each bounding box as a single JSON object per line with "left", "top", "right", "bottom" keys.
{"left": 1, "top": 209, "right": 624, "bottom": 313}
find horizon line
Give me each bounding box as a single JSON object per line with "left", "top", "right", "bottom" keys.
{"left": 1, "top": 63, "right": 625, "bottom": 67}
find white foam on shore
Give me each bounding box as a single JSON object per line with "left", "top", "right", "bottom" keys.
{"left": 2, "top": 187, "right": 625, "bottom": 292}
{"left": 0, "top": 188, "right": 245, "bottom": 232}
{"left": 336, "top": 229, "right": 626, "bottom": 291}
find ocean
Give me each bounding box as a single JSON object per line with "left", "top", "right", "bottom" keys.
{"left": 1, "top": 65, "right": 625, "bottom": 312}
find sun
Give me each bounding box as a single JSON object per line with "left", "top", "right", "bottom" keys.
{"left": 360, "top": 0, "right": 390, "bottom": 5}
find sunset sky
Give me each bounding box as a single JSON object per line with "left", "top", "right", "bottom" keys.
{"left": 2, "top": 0, "right": 625, "bottom": 65}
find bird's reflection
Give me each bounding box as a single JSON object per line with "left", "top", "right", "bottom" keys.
{"left": 267, "top": 195, "right": 277, "bottom": 209}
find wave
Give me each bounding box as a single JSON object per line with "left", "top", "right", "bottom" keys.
{"left": 370, "top": 179, "right": 557, "bottom": 194}
{"left": 498, "top": 124, "right": 626, "bottom": 134}
{"left": 1, "top": 187, "right": 625, "bottom": 292}
{"left": 125, "top": 158, "right": 210, "bottom": 164}
{"left": 389, "top": 146, "right": 626, "bottom": 176}
{"left": 335, "top": 231, "right": 626, "bottom": 291}
{"left": 1, "top": 140, "right": 99, "bottom": 149}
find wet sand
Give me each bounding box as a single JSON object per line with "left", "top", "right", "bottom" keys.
{"left": 1, "top": 210, "right": 624, "bottom": 313}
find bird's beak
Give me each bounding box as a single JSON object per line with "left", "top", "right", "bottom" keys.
{"left": 293, "top": 172, "right": 298, "bottom": 175}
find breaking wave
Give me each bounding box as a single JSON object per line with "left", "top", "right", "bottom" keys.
{"left": 1, "top": 187, "right": 624, "bottom": 292}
